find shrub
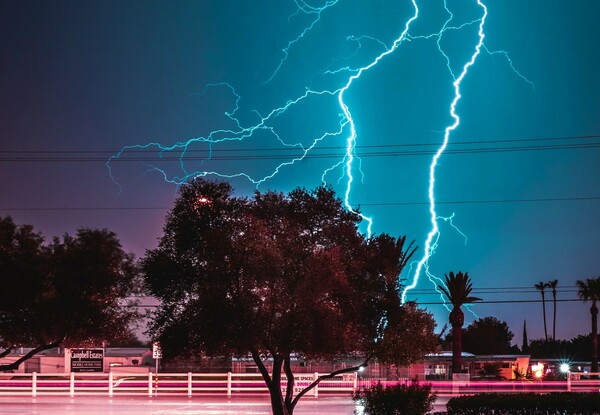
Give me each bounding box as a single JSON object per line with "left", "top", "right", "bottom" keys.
{"left": 446, "top": 392, "right": 600, "bottom": 415}
{"left": 354, "top": 380, "right": 436, "bottom": 415}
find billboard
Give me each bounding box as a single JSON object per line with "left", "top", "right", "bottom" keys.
{"left": 70, "top": 348, "right": 104, "bottom": 372}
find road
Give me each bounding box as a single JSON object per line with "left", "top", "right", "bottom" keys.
{"left": 0, "top": 395, "right": 359, "bottom": 415}
{"left": 0, "top": 394, "right": 450, "bottom": 414}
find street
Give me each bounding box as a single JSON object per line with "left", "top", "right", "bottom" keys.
{"left": 0, "top": 395, "right": 358, "bottom": 415}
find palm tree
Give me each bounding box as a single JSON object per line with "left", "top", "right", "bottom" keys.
{"left": 576, "top": 277, "right": 600, "bottom": 374}
{"left": 548, "top": 279, "right": 558, "bottom": 340}
{"left": 535, "top": 281, "right": 549, "bottom": 341}
{"left": 438, "top": 271, "right": 482, "bottom": 375}
{"left": 480, "top": 363, "right": 505, "bottom": 380}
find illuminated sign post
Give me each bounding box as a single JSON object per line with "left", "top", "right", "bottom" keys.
{"left": 152, "top": 342, "right": 162, "bottom": 393}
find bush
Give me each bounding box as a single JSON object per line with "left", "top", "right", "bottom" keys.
{"left": 446, "top": 392, "right": 600, "bottom": 415}
{"left": 353, "top": 380, "right": 436, "bottom": 415}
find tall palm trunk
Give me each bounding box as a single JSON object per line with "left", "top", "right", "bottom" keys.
{"left": 552, "top": 290, "right": 557, "bottom": 340}
{"left": 541, "top": 290, "right": 548, "bottom": 341}
{"left": 591, "top": 300, "right": 598, "bottom": 374}
{"left": 549, "top": 280, "right": 558, "bottom": 341}
{"left": 535, "top": 282, "right": 549, "bottom": 341}
{"left": 450, "top": 307, "right": 464, "bottom": 374}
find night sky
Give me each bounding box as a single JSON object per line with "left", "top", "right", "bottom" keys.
{"left": 1, "top": 0, "right": 599, "bottom": 345}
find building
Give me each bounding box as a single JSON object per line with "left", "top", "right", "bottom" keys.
{"left": 424, "top": 352, "right": 531, "bottom": 380}
{"left": 0, "top": 347, "right": 151, "bottom": 374}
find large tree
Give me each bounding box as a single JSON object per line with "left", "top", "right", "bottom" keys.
{"left": 460, "top": 317, "right": 515, "bottom": 355}
{"left": 438, "top": 271, "right": 481, "bottom": 375}
{"left": 0, "top": 216, "right": 142, "bottom": 371}
{"left": 144, "top": 179, "right": 438, "bottom": 415}
{"left": 576, "top": 277, "right": 600, "bottom": 374}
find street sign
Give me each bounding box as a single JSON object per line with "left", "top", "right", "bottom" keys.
{"left": 152, "top": 342, "right": 162, "bottom": 359}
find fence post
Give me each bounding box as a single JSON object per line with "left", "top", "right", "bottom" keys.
{"left": 148, "top": 372, "right": 153, "bottom": 397}
{"left": 353, "top": 372, "right": 358, "bottom": 392}
{"left": 188, "top": 372, "right": 192, "bottom": 397}
{"left": 567, "top": 372, "right": 571, "bottom": 392}
{"left": 32, "top": 372, "right": 37, "bottom": 398}
{"left": 70, "top": 372, "right": 75, "bottom": 397}
{"left": 227, "top": 372, "right": 232, "bottom": 397}
{"left": 314, "top": 372, "right": 319, "bottom": 398}
{"left": 108, "top": 371, "right": 113, "bottom": 397}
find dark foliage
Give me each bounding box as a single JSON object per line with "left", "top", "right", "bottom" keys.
{"left": 0, "top": 216, "right": 142, "bottom": 370}
{"left": 441, "top": 317, "right": 516, "bottom": 355}
{"left": 353, "top": 381, "right": 436, "bottom": 415}
{"left": 446, "top": 393, "right": 600, "bottom": 415}
{"left": 143, "top": 179, "right": 438, "bottom": 415}
{"left": 527, "top": 335, "right": 600, "bottom": 363}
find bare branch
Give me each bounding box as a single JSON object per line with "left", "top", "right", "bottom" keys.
{"left": 0, "top": 346, "right": 15, "bottom": 359}
{"left": 290, "top": 353, "right": 373, "bottom": 410}
{"left": 0, "top": 337, "right": 64, "bottom": 372}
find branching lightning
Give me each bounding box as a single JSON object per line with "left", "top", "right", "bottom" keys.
{"left": 108, "top": 0, "right": 534, "bottom": 308}
{"left": 263, "top": 0, "right": 341, "bottom": 85}
{"left": 401, "top": 0, "right": 489, "bottom": 304}
{"left": 400, "top": 0, "right": 534, "bottom": 304}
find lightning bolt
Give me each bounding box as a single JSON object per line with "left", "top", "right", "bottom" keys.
{"left": 109, "top": 0, "right": 533, "bottom": 307}
{"left": 400, "top": 0, "right": 534, "bottom": 304}
{"left": 401, "top": 0, "right": 489, "bottom": 304}
{"left": 108, "top": 0, "right": 423, "bottom": 238}
{"left": 334, "top": 0, "right": 420, "bottom": 236}
{"left": 263, "top": 0, "right": 341, "bottom": 85}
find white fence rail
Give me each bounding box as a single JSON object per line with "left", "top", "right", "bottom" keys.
{"left": 0, "top": 372, "right": 357, "bottom": 397}
{"left": 567, "top": 372, "right": 600, "bottom": 392}
{"left": 2, "top": 372, "right": 599, "bottom": 398}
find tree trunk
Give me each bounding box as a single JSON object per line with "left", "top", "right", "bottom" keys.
{"left": 267, "top": 383, "right": 289, "bottom": 415}
{"left": 541, "top": 292, "right": 548, "bottom": 341}
{"left": 452, "top": 322, "right": 462, "bottom": 374}
{"left": 252, "top": 351, "right": 372, "bottom": 415}
{"left": 251, "top": 351, "right": 290, "bottom": 415}
{"left": 591, "top": 301, "right": 598, "bottom": 374}
{"left": 552, "top": 291, "right": 557, "bottom": 341}
{"left": 450, "top": 306, "right": 464, "bottom": 374}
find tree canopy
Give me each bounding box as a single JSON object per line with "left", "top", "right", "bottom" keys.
{"left": 460, "top": 317, "right": 515, "bottom": 355}
{"left": 144, "top": 179, "right": 437, "bottom": 415}
{"left": 0, "top": 216, "right": 142, "bottom": 370}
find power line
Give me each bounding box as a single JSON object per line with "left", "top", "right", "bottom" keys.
{"left": 1, "top": 134, "right": 598, "bottom": 154}
{"left": 1, "top": 136, "right": 599, "bottom": 162}
{"left": 362, "top": 196, "right": 600, "bottom": 207}
{"left": 416, "top": 298, "right": 584, "bottom": 305}
{"left": 1, "top": 196, "right": 599, "bottom": 212}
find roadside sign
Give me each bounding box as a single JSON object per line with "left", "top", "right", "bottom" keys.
{"left": 152, "top": 342, "right": 162, "bottom": 359}
{"left": 70, "top": 348, "right": 104, "bottom": 372}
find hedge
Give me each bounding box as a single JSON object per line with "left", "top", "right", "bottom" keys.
{"left": 446, "top": 392, "right": 600, "bottom": 415}
{"left": 353, "top": 380, "right": 436, "bottom": 415}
